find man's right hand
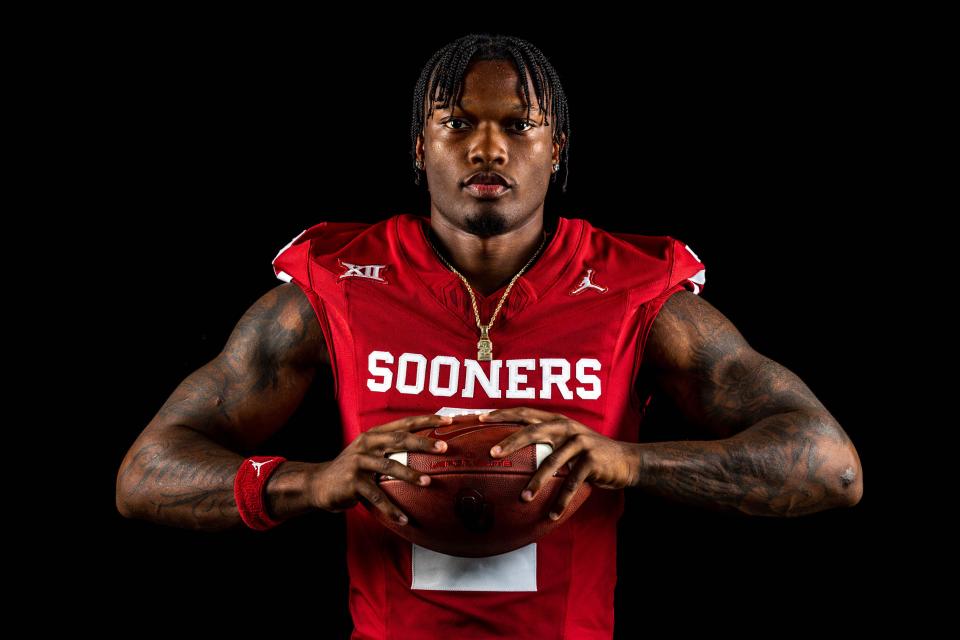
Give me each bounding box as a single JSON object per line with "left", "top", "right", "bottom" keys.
{"left": 310, "top": 413, "right": 453, "bottom": 524}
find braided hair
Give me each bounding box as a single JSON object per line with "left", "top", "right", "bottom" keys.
{"left": 409, "top": 33, "right": 571, "bottom": 194}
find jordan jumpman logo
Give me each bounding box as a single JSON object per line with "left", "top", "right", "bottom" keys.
{"left": 250, "top": 459, "right": 276, "bottom": 477}
{"left": 569, "top": 268, "right": 609, "bottom": 295}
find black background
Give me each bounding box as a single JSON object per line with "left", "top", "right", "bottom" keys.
{"left": 76, "top": 15, "right": 900, "bottom": 637}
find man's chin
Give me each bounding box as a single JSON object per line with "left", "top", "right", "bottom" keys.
{"left": 464, "top": 210, "right": 509, "bottom": 238}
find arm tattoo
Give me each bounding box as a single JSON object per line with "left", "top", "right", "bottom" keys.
{"left": 634, "top": 411, "right": 861, "bottom": 516}
{"left": 117, "top": 432, "right": 243, "bottom": 530}
{"left": 634, "top": 290, "right": 863, "bottom": 516}
{"left": 116, "top": 283, "right": 325, "bottom": 530}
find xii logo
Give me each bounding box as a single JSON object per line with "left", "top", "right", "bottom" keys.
{"left": 339, "top": 259, "right": 389, "bottom": 283}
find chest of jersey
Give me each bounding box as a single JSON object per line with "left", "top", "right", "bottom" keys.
{"left": 273, "top": 213, "right": 705, "bottom": 450}
{"left": 345, "top": 271, "right": 627, "bottom": 414}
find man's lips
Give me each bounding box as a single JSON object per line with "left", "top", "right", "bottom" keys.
{"left": 464, "top": 171, "right": 510, "bottom": 188}
{"left": 464, "top": 183, "right": 510, "bottom": 199}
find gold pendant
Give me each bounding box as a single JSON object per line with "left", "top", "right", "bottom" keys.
{"left": 477, "top": 325, "right": 493, "bottom": 361}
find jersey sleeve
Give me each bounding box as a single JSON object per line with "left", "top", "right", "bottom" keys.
{"left": 664, "top": 237, "right": 706, "bottom": 296}
{"left": 272, "top": 220, "right": 376, "bottom": 290}
{"left": 270, "top": 222, "right": 338, "bottom": 399}
{"left": 271, "top": 223, "right": 328, "bottom": 290}
{"left": 632, "top": 238, "right": 707, "bottom": 416}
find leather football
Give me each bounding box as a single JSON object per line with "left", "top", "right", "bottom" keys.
{"left": 361, "top": 412, "right": 592, "bottom": 557}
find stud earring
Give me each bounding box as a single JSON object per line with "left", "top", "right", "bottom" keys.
{"left": 416, "top": 159, "right": 424, "bottom": 170}
{"left": 552, "top": 162, "right": 559, "bottom": 172}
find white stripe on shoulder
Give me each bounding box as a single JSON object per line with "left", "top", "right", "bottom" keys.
{"left": 271, "top": 228, "right": 308, "bottom": 265}
{"left": 687, "top": 267, "right": 706, "bottom": 295}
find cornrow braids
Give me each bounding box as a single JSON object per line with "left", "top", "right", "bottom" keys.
{"left": 409, "top": 33, "right": 571, "bottom": 194}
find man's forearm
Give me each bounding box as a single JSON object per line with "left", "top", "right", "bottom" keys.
{"left": 116, "top": 425, "right": 325, "bottom": 531}
{"left": 630, "top": 410, "right": 863, "bottom": 517}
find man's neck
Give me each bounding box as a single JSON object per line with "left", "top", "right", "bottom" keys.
{"left": 428, "top": 215, "right": 550, "bottom": 298}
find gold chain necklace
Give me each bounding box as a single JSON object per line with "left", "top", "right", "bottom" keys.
{"left": 427, "top": 228, "right": 548, "bottom": 362}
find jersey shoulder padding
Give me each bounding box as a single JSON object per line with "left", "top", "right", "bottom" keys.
{"left": 603, "top": 227, "right": 706, "bottom": 297}
{"left": 271, "top": 221, "right": 372, "bottom": 289}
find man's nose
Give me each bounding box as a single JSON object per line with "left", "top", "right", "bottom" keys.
{"left": 468, "top": 124, "right": 508, "bottom": 165}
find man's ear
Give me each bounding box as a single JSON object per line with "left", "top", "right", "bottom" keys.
{"left": 415, "top": 133, "right": 424, "bottom": 165}
{"left": 553, "top": 132, "right": 566, "bottom": 163}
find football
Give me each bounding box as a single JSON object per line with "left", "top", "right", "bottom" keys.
{"left": 361, "top": 412, "right": 592, "bottom": 557}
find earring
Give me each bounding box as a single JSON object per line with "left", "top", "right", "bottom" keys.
{"left": 552, "top": 162, "right": 559, "bottom": 173}
{"left": 416, "top": 158, "right": 424, "bottom": 170}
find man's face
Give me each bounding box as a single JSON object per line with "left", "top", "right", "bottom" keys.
{"left": 416, "top": 59, "right": 564, "bottom": 238}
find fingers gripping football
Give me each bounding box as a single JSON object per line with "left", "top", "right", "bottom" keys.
{"left": 309, "top": 414, "right": 450, "bottom": 524}
{"left": 482, "top": 406, "right": 642, "bottom": 519}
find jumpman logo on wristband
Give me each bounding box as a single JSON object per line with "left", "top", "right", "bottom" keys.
{"left": 250, "top": 459, "right": 276, "bottom": 477}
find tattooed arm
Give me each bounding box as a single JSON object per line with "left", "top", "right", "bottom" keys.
{"left": 115, "top": 282, "right": 332, "bottom": 531}
{"left": 632, "top": 290, "right": 863, "bottom": 517}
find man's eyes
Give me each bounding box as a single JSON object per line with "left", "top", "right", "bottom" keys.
{"left": 442, "top": 118, "right": 534, "bottom": 132}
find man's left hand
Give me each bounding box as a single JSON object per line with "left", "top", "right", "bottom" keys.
{"left": 479, "top": 407, "right": 640, "bottom": 520}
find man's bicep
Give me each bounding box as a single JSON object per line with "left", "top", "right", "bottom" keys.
{"left": 148, "top": 282, "right": 328, "bottom": 452}
{"left": 640, "top": 290, "right": 827, "bottom": 439}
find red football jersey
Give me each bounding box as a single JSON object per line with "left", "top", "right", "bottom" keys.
{"left": 272, "top": 213, "right": 706, "bottom": 640}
